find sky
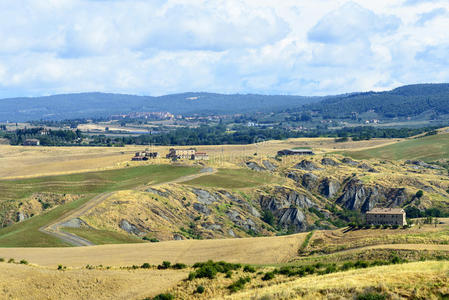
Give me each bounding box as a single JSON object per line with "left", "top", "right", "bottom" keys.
{"left": 1, "top": 0, "right": 449, "bottom": 98}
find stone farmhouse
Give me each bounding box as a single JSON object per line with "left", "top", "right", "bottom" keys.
{"left": 166, "top": 148, "right": 196, "bottom": 160}
{"left": 193, "top": 152, "right": 209, "bottom": 160}
{"left": 366, "top": 208, "right": 407, "bottom": 226}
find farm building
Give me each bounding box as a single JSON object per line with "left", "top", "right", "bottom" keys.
{"left": 23, "top": 139, "right": 40, "bottom": 146}
{"left": 366, "top": 208, "right": 407, "bottom": 226}
{"left": 193, "top": 152, "right": 209, "bottom": 160}
{"left": 166, "top": 148, "right": 196, "bottom": 160}
{"left": 277, "top": 149, "right": 314, "bottom": 156}
{"left": 131, "top": 150, "right": 159, "bottom": 161}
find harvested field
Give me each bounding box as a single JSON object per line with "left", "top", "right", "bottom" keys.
{"left": 0, "top": 233, "right": 306, "bottom": 268}
{"left": 0, "top": 263, "right": 186, "bottom": 300}
{"left": 0, "top": 137, "right": 398, "bottom": 179}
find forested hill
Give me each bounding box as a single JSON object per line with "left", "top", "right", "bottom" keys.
{"left": 1, "top": 83, "right": 449, "bottom": 122}
{"left": 0, "top": 92, "right": 319, "bottom": 122}
{"left": 303, "top": 83, "right": 449, "bottom": 119}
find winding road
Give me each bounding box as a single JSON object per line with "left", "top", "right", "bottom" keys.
{"left": 39, "top": 167, "right": 216, "bottom": 246}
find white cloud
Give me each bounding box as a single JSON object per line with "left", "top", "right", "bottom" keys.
{"left": 0, "top": 0, "right": 449, "bottom": 98}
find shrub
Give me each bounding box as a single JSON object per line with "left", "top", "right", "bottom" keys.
{"left": 243, "top": 265, "right": 256, "bottom": 273}
{"left": 143, "top": 237, "right": 159, "bottom": 243}
{"left": 8, "top": 258, "right": 14, "bottom": 263}
{"left": 262, "top": 272, "right": 275, "bottom": 281}
{"left": 356, "top": 292, "right": 386, "bottom": 300}
{"left": 392, "top": 224, "right": 399, "bottom": 229}
{"left": 172, "top": 263, "right": 187, "bottom": 269}
{"left": 364, "top": 224, "right": 372, "bottom": 229}
{"left": 374, "top": 224, "right": 381, "bottom": 229}
{"left": 228, "top": 277, "right": 251, "bottom": 293}
{"left": 225, "top": 270, "right": 233, "bottom": 278}
{"left": 341, "top": 261, "right": 354, "bottom": 271}
{"left": 196, "top": 285, "right": 205, "bottom": 294}
{"left": 141, "top": 263, "right": 151, "bottom": 269}
{"left": 152, "top": 293, "right": 174, "bottom": 300}
{"left": 57, "top": 264, "right": 66, "bottom": 270}
{"left": 415, "top": 190, "right": 424, "bottom": 199}
{"left": 157, "top": 261, "right": 171, "bottom": 269}
{"left": 0, "top": 258, "right": 4, "bottom": 262}
{"left": 354, "top": 261, "right": 369, "bottom": 268}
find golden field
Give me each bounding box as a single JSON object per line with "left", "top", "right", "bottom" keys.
{"left": 0, "top": 137, "right": 398, "bottom": 179}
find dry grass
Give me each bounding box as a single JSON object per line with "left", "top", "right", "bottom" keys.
{"left": 0, "top": 263, "right": 187, "bottom": 300}
{"left": 301, "top": 223, "right": 449, "bottom": 255}
{"left": 0, "top": 232, "right": 306, "bottom": 268}
{"left": 0, "top": 137, "right": 398, "bottom": 179}
{"left": 226, "top": 261, "right": 449, "bottom": 299}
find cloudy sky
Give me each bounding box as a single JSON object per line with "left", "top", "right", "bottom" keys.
{"left": 1, "top": 0, "right": 449, "bottom": 98}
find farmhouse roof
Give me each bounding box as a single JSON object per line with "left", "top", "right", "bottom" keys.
{"left": 366, "top": 208, "right": 405, "bottom": 215}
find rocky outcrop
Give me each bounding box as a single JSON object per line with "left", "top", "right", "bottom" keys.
{"left": 336, "top": 178, "right": 411, "bottom": 212}
{"left": 278, "top": 208, "right": 306, "bottom": 231}
{"left": 262, "top": 160, "right": 277, "bottom": 171}
{"left": 336, "top": 178, "right": 381, "bottom": 212}
{"left": 318, "top": 178, "right": 341, "bottom": 198}
{"left": 259, "top": 187, "right": 313, "bottom": 231}
{"left": 246, "top": 162, "right": 266, "bottom": 172}
{"left": 193, "top": 202, "right": 211, "bottom": 215}
{"left": 294, "top": 160, "right": 321, "bottom": 171}
{"left": 358, "top": 163, "right": 377, "bottom": 173}
{"left": 341, "top": 157, "right": 358, "bottom": 166}
{"left": 120, "top": 219, "right": 142, "bottom": 235}
{"left": 405, "top": 160, "right": 443, "bottom": 170}
{"left": 321, "top": 158, "right": 339, "bottom": 166}
{"left": 193, "top": 189, "right": 219, "bottom": 204}
{"left": 302, "top": 173, "right": 319, "bottom": 190}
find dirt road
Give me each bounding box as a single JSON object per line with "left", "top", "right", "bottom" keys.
{"left": 39, "top": 168, "right": 216, "bottom": 246}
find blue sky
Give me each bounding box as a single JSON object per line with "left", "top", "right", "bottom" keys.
{"left": 0, "top": 0, "right": 449, "bottom": 98}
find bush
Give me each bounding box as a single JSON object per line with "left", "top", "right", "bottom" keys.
{"left": 356, "top": 292, "right": 386, "bottom": 300}
{"left": 243, "top": 265, "right": 256, "bottom": 273}
{"left": 228, "top": 277, "right": 251, "bottom": 293}
{"left": 152, "top": 293, "right": 174, "bottom": 300}
{"left": 189, "top": 260, "right": 241, "bottom": 280}
{"left": 354, "top": 260, "right": 369, "bottom": 268}
{"left": 172, "top": 263, "right": 187, "bottom": 269}
{"left": 262, "top": 271, "right": 275, "bottom": 281}
{"left": 225, "top": 270, "right": 233, "bottom": 278}
{"left": 196, "top": 285, "right": 205, "bottom": 294}
{"left": 364, "top": 224, "right": 372, "bottom": 229}
{"left": 415, "top": 190, "right": 424, "bottom": 199}
{"left": 143, "top": 237, "right": 160, "bottom": 243}
{"left": 8, "top": 258, "right": 14, "bottom": 263}
{"left": 374, "top": 224, "right": 381, "bottom": 229}
{"left": 392, "top": 224, "right": 399, "bottom": 229}
{"left": 141, "top": 263, "right": 152, "bottom": 269}
{"left": 157, "top": 261, "right": 171, "bottom": 269}
{"left": 0, "top": 258, "right": 4, "bottom": 262}
{"left": 57, "top": 264, "right": 66, "bottom": 270}
{"left": 341, "top": 261, "right": 355, "bottom": 271}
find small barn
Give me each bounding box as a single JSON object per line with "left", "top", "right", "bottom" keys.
{"left": 366, "top": 208, "right": 407, "bottom": 226}
{"left": 193, "top": 152, "right": 209, "bottom": 160}
{"left": 277, "top": 149, "right": 314, "bottom": 156}
{"left": 23, "top": 139, "right": 40, "bottom": 146}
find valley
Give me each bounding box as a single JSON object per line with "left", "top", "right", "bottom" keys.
{"left": 0, "top": 131, "right": 448, "bottom": 299}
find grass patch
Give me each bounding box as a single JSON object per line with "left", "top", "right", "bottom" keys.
{"left": 344, "top": 133, "right": 449, "bottom": 161}
{"left": 182, "top": 168, "right": 282, "bottom": 189}
{"left": 62, "top": 228, "right": 145, "bottom": 245}
{"left": 0, "top": 164, "right": 199, "bottom": 202}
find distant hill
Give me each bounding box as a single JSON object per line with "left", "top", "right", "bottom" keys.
{"left": 1, "top": 83, "right": 449, "bottom": 122}
{"left": 304, "top": 83, "right": 449, "bottom": 119}
{"left": 0, "top": 92, "right": 320, "bottom": 122}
